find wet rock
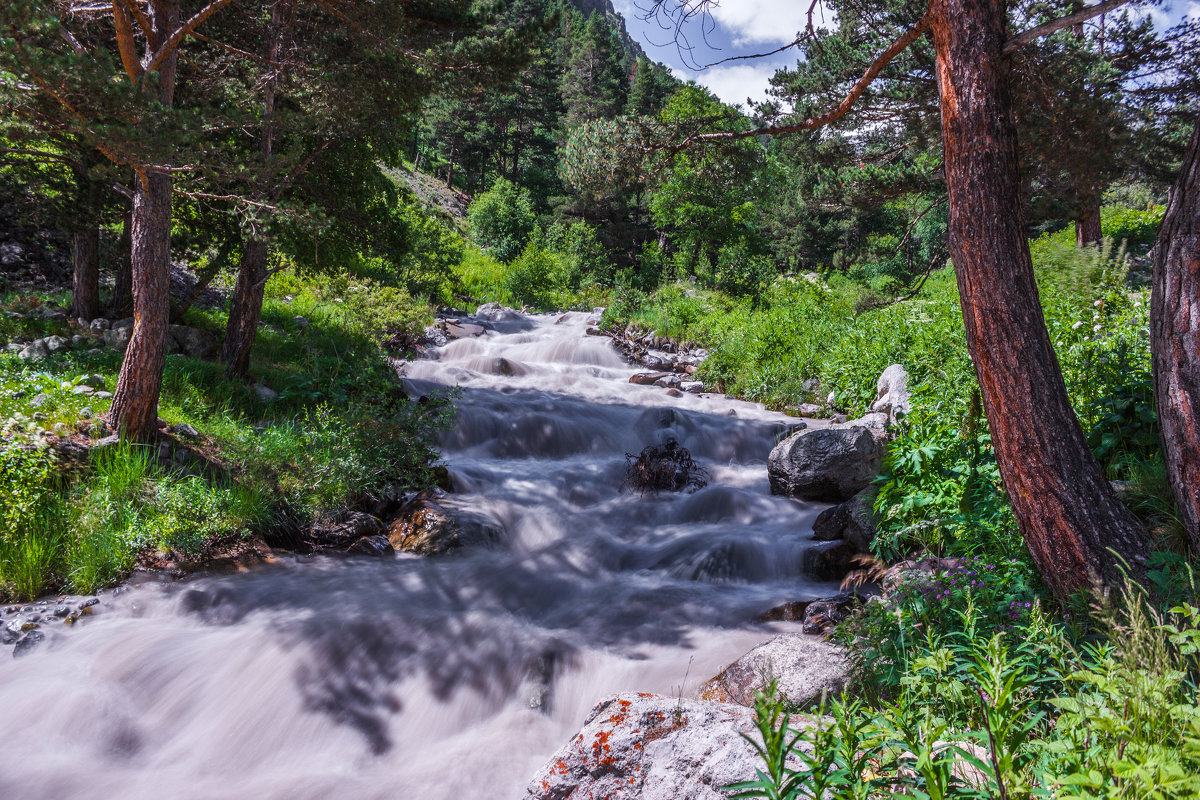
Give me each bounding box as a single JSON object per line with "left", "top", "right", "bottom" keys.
{"left": 388, "top": 498, "right": 459, "bottom": 555}
{"left": 13, "top": 629, "right": 45, "bottom": 658}
{"left": 490, "top": 357, "right": 527, "bottom": 377}
{"left": 629, "top": 371, "right": 670, "bottom": 386}
{"left": 802, "top": 540, "right": 857, "bottom": 581}
{"left": 309, "top": 511, "right": 385, "bottom": 549}
{"left": 665, "top": 388, "right": 683, "bottom": 397}
{"left": 681, "top": 380, "right": 705, "bottom": 394}
{"left": 653, "top": 374, "right": 681, "bottom": 389}
{"left": 759, "top": 600, "right": 811, "bottom": 622}
{"left": 585, "top": 327, "right": 603, "bottom": 336}
{"left": 348, "top": 535, "right": 395, "bottom": 557}
{"left": 444, "top": 322, "right": 485, "bottom": 339}
{"left": 697, "top": 634, "right": 849, "bottom": 709}
{"left": 801, "top": 594, "right": 858, "bottom": 635}
{"left": 18, "top": 340, "right": 50, "bottom": 361}
{"left": 796, "top": 403, "right": 824, "bottom": 417}
{"left": 767, "top": 425, "right": 885, "bottom": 502}
{"left": 526, "top": 693, "right": 794, "bottom": 800}
{"left": 870, "top": 364, "right": 910, "bottom": 424}
{"left": 811, "top": 486, "right": 878, "bottom": 553}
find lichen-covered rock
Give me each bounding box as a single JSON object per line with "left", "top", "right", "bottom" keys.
{"left": 526, "top": 693, "right": 793, "bottom": 800}
{"left": 767, "top": 425, "right": 884, "bottom": 501}
{"left": 697, "top": 634, "right": 849, "bottom": 709}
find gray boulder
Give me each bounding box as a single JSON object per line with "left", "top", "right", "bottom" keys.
{"left": 251, "top": 383, "right": 278, "bottom": 403}
{"left": 18, "top": 340, "right": 50, "bottom": 362}
{"left": 44, "top": 335, "right": 69, "bottom": 353}
{"left": 811, "top": 486, "right": 879, "bottom": 553}
{"left": 168, "top": 325, "right": 217, "bottom": 359}
{"left": 870, "top": 364, "right": 911, "bottom": 424}
{"left": 767, "top": 425, "right": 885, "bottom": 501}
{"left": 697, "top": 634, "right": 849, "bottom": 709}
{"left": 103, "top": 326, "right": 132, "bottom": 352}
{"left": 88, "top": 318, "right": 111, "bottom": 334}
{"left": 797, "top": 403, "right": 824, "bottom": 417}
{"left": 526, "top": 693, "right": 795, "bottom": 800}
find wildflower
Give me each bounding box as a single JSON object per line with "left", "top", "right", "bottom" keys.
{"left": 1072, "top": 320, "right": 1084, "bottom": 330}
{"left": 1093, "top": 324, "right": 1102, "bottom": 333}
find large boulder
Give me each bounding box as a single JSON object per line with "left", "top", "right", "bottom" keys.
{"left": 168, "top": 325, "right": 218, "bottom": 360}
{"left": 811, "top": 486, "right": 879, "bottom": 553}
{"left": 697, "top": 634, "right": 849, "bottom": 709}
{"left": 870, "top": 364, "right": 910, "bottom": 424}
{"left": 767, "top": 425, "right": 884, "bottom": 501}
{"left": 526, "top": 693, "right": 796, "bottom": 800}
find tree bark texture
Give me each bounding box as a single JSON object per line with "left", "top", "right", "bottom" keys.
{"left": 1075, "top": 202, "right": 1102, "bottom": 247}
{"left": 929, "top": 0, "right": 1146, "bottom": 597}
{"left": 71, "top": 228, "right": 100, "bottom": 321}
{"left": 107, "top": 0, "right": 179, "bottom": 441}
{"left": 1151, "top": 114, "right": 1200, "bottom": 553}
{"left": 221, "top": 237, "right": 268, "bottom": 379}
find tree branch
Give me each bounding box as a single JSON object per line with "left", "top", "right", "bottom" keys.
{"left": 1003, "top": 0, "right": 1135, "bottom": 55}
{"left": 146, "top": 0, "right": 235, "bottom": 75}
{"left": 680, "top": 14, "right": 931, "bottom": 149}
{"left": 111, "top": 0, "right": 144, "bottom": 81}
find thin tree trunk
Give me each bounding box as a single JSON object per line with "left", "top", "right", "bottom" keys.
{"left": 107, "top": 0, "right": 179, "bottom": 441}
{"left": 1151, "top": 114, "right": 1200, "bottom": 552}
{"left": 71, "top": 228, "right": 100, "bottom": 321}
{"left": 109, "top": 171, "right": 173, "bottom": 439}
{"left": 221, "top": 237, "right": 268, "bottom": 379}
{"left": 929, "top": 0, "right": 1145, "bottom": 598}
{"left": 112, "top": 208, "right": 133, "bottom": 314}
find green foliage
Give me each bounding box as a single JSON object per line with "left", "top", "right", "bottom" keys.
{"left": 467, "top": 177, "right": 537, "bottom": 263}
{"left": 1101, "top": 204, "right": 1166, "bottom": 247}
{"left": 504, "top": 241, "right": 568, "bottom": 310}
{"left": 0, "top": 446, "right": 67, "bottom": 600}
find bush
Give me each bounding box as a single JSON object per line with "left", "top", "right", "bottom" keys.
{"left": 504, "top": 242, "right": 568, "bottom": 310}
{"left": 467, "top": 177, "right": 536, "bottom": 263}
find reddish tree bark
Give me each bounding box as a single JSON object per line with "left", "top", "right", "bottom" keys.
{"left": 71, "top": 228, "right": 100, "bottom": 321}
{"left": 108, "top": 0, "right": 179, "bottom": 441}
{"left": 1075, "top": 202, "right": 1102, "bottom": 246}
{"left": 1151, "top": 114, "right": 1200, "bottom": 553}
{"left": 221, "top": 237, "right": 268, "bottom": 379}
{"left": 929, "top": 0, "right": 1145, "bottom": 597}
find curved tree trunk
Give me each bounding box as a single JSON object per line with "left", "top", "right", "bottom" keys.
{"left": 1075, "top": 202, "right": 1102, "bottom": 247}
{"left": 107, "top": 0, "right": 179, "bottom": 441}
{"left": 71, "top": 228, "right": 100, "bottom": 321}
{"left": 1150, "top": 114, "right": 1200, "bottom": 552}
{"left": 929, "top": 0, "right": 1145, "bottom": 598}
{"left": 221, "top": 237, "right": 268, "bottom": 379}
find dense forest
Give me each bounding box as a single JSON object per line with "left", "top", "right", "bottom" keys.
{"left": 3, "top": 0, "right": 1200, "bottom": 797}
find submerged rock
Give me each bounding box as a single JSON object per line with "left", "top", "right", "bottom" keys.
{"left": 697, "top": 634, "right": 849, "bottom": 709}
{"left": 526, "top": 693, "right": 795, "bottom": 800}
{"left": 388, "top": 498, "right": 459, "bottom": 555}
{"left": 767, "top": 425, "right": 884, "bottom": 501}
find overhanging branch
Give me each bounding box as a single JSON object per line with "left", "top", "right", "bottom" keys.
{"left": 1003, "top": 0, "right": 1135, "bottom": 55}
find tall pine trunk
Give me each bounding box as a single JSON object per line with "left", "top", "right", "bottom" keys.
{"left": 107, "top": 0, "right": 178, "bottom": 440}
{"left": 71, "top": 228, "right": 100, "bottom": 321}
{"left": 928, "top": 0, "right": 1145, "bottom": 598}
{"left": 221, "top": 237, "right": 268, "bottom": 379}
{"left": 1151, "top": 115, "right": 1200, "bottom": 552}
{"left": 109, "top": 171, "right": 172, "bottom": 438}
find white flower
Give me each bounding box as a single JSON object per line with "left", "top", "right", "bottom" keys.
{"left": 1093, "top": 324, "right": 1102, "bottom": 333}
{"left": 1072, "top": 321, "right": 1084, "bottom": 330}
{"left": 1056, "top": 340, "right": 1063, "bottom": 347}
{"left": 1093, "top": 300, "right": 1102, "bottom": 307}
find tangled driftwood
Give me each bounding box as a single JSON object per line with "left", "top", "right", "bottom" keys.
{"left": 622, "top": 440, "right": 708, "bottom": 494}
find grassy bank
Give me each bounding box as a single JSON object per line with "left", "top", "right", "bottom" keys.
{"left": 0, "top": 271, "right": 450, "bottom": 601}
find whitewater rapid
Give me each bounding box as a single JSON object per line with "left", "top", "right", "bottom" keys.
{"left": 0, "top": 308, "right": 836, "bottom": 800}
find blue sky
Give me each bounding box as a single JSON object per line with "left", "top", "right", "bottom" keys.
{"left": 613, "top": 0, "right": 1200, "bottom": 108}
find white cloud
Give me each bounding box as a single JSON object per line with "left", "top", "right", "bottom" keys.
{"left": 709, "top": 0, "right": 834, "bottom": 46}
{"left": 691, "top": 62, "right": 778, "bottom": 108}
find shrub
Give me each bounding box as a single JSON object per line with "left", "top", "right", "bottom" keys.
{"left": 467, "top": 177, "right": 536, "bottom": 263}
{"left": 504, "top": 242, "right": 568, "bottom": 310}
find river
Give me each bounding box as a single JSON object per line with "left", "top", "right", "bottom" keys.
{"left": 0, "top": 308, "right": 836, "bottom": 800}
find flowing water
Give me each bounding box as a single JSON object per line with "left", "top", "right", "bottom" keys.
{"left": 0, "top": 309, "right": 837, "bottom": 800}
